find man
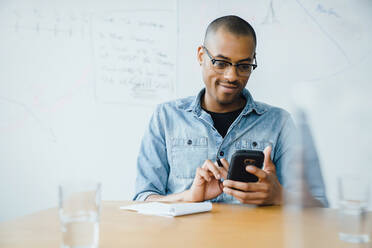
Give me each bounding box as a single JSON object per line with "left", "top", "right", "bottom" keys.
{"left": 133, "top": 15, "right": 328, "bottom": 206}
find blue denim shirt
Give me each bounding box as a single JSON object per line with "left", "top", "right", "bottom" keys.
{"left": 134, "top": 88, "right": 328, "bottom": 206}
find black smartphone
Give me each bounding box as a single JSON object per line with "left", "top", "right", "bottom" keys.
{"left": 227, "top": 150, "right": 264, "bottom": 182}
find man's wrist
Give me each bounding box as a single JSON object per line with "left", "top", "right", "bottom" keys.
{"left": 182, "top": 189, "right": 194, "bottom": 202}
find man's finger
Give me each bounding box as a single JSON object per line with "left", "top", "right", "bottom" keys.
{"left": 223, "top": 180, "right": 269, "bottom": 192}
{"left": 203, "top": 160, "right": 222, "bottom": 180}
{"left": 223, "top": 187, "right": 266, "bottom": 201}
{"left": 263, "top": 146, "right": 276, "bottom": 173}
{"left": 219, "top": 158, "right": 230, "bottom": 171}
{"left": 196, "top": 167, "right": 211, "bottom": 182}
{"left": 215, "top": 158, "right": 229, "bottom": 179}
{"left": 246, "top": 165, "right": 267, "bottom": 180}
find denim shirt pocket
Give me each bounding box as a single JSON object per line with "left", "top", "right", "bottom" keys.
{"left": 170, "top": 137, "right": 208, "bottom": 179}
{"left": 234, "top": 139, "right": 271, "bottom": 152}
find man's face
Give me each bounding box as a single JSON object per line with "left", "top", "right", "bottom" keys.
{"left": 197, "top": 29, "right": 256, "bottom": 110}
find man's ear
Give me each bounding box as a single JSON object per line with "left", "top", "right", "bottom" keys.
{"left": 197, "top": 45, "right": 204, "bottom": 66}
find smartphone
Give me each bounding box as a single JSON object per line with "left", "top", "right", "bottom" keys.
{"left": 227, "top": 150, "right": 264, "bottom": 183}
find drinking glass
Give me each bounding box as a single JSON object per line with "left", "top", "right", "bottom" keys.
{"left": 338, "top": 175, "right": 370, "bottom": 243}
{"left": 59, "top": 182, "right": 101, "bottom": 248}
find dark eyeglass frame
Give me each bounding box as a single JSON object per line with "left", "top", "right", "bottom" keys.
{"left": 202, "top": 46, "right": 257, "bottom": 76}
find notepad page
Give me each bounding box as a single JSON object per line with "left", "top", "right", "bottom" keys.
{"left": 120, "top": 202, "right": 212, "bottom": 217}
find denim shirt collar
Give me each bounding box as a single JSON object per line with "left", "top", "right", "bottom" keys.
{"left": 181, "top": 88, "right": 267, "bottom": 116}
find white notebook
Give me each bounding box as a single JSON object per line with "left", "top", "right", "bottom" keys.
{"left": 120, "top": 202, "right": 212, "bottom": 217}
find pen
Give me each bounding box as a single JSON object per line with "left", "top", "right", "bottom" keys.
{"left": 216, "top": 158, "right": 223, "bottom": 167}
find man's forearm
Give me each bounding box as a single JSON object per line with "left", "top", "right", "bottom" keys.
{"left": 145, "top": 190, "right": 194, "bottom": 202}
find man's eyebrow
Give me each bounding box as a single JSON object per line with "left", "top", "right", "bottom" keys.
{"left": 237, "top": 58, "right": 253, "bottom": 63}
{"left": 215, "top": 54, "right": 253, "bottom": 63}
{"left": 215, "top": 54, "right": 230, "bottom": 60}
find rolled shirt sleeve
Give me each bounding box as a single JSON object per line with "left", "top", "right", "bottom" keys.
{"left": 133, "top": 105, "right": 170, "bottom": 201}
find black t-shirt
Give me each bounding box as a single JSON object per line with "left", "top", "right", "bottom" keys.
{"left": 204, "top": 107, "right": 244, "bottom": 138}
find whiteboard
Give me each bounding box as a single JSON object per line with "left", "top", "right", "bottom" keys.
{"left": 0, "top": 0, "right": 371, "bottom": 221}
{"left": 0, "top": 0, "right": 178, "bottom": 221}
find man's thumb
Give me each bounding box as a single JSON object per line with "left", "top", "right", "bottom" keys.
{"left": 263, "top": 146, "right": 275, "bottom": 172}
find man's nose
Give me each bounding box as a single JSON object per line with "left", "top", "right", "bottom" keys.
{"left": 223, "top": 65, "right": 239, "bottom": 81}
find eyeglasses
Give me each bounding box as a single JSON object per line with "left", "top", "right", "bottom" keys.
{"left": 202, "top": 46, "right": 257, "bottom": 77}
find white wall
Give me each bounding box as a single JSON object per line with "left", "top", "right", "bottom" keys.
{"left": 1, "top": 0, "right": 371, "bottom": 222}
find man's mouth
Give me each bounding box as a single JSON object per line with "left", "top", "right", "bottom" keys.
{"left": 219, "top": 84, "right": 238, "bottom": 89}
{"left": 218, "top": 83, "right": 239, "bottom": 94}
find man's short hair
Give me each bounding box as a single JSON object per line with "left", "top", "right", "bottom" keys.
{"left": 204, "top": 15, "right": 257, "bottom": 47}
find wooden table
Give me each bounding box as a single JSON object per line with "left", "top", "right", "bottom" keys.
{"left": 0, "top": 201, "right": 370, "bottom": 248}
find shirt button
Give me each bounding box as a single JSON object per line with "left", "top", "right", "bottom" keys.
{"left": 252, "top": 141, "right": 257, "bottom": 147}
{"left": 219, "top": 151, "right": 224, "bottom": 156}
{"left": 187, "top": 139, "right": 192, "bottom": 145}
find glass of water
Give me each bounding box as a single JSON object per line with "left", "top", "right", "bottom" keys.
{"left": 59, "top": 182, "right": 101, "bottom": 248}
{"left": 338, "top": 175, "right": 370, "bottom": 243}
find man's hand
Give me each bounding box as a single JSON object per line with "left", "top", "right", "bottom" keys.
{"left": 222, "top": 146, "right": 283, "bottom": 205}
{"left": 185, "top": 158, "right": 229, "bottom": 202}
